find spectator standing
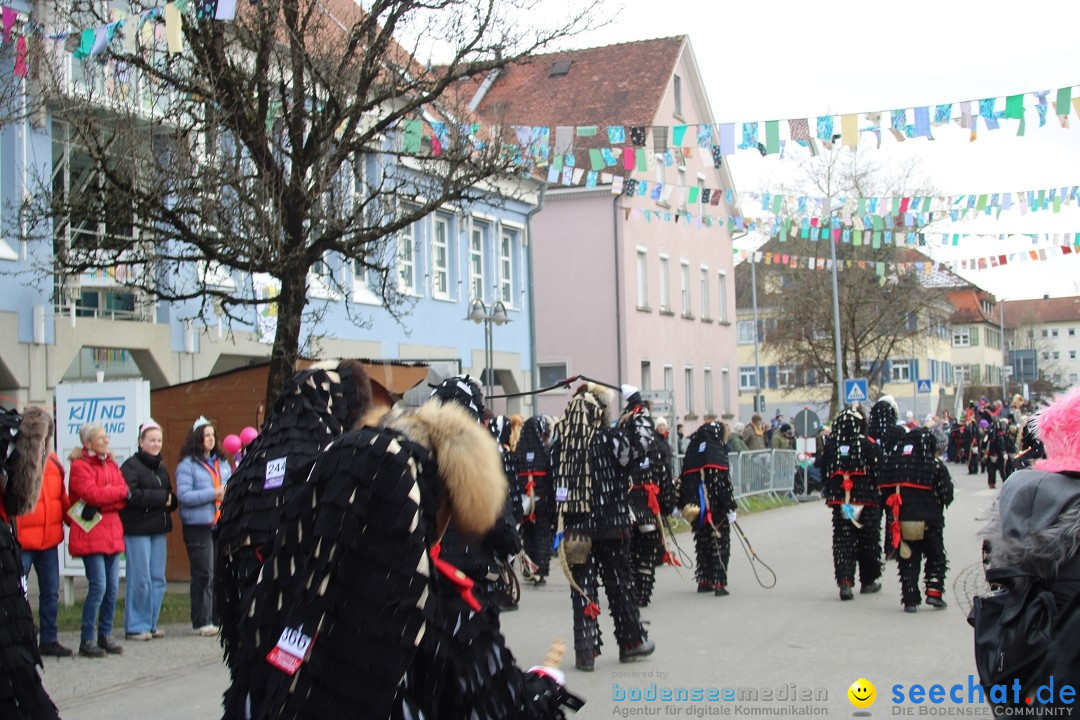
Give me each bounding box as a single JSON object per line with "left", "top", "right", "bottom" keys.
{"left": 176, "top": 416, "right": 232, "bottom": 636}
{"left": 728, "top": 423, "right": 749, "bottom": 454}
{"left": 68, "top": 423, "right": 129, "bottom": 657}
{"left": 742, "top": 414, "right": 767, "bottom": 450}
{"left": 16, "top": 451, "right": 72, "bottom": 657}
{"left": 119, "top": 420, "right": 178, "bottom": 641}
{"left": 770, "top": 423, "right": 794, "bottom": 450}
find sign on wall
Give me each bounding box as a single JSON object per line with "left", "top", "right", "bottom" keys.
{"left": 54, "top": 379, "right": 152, "bottom": 579}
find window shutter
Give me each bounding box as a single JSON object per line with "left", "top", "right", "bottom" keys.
{"left": 882, "top": 360, "right": 891, "bottom": 382}
{"left": 807, "top": 368, "right": 817, "bottom": 386}
{"left": 972, "top": 365, "right": 981, "bottom": 384}
{"left": 768, "top": 366, "right": 778, "bottom": 389}
{"left": 970, "top": 327, "right": 979, "bottom": 346}
{"left": 913, "top": 359, "right": 920, "bottom": 381}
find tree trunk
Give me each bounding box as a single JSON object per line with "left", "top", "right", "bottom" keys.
{"left": 265, "top": 270, "right": 306, "bottom": 409}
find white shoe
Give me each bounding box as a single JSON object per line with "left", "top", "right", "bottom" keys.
{"left": 195, "top": 625, "right": 219, "bottom": 637}
{"left": 125, "top": 632, "right": 153, "bottom": 641}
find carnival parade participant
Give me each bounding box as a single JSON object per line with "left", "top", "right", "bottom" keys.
{"left": 217, "top": 361, "right": 372, "bottom": 702}
{"left": 678, "top": 419, "right": 738, "bottom": 597}
{"left": 0, "top": 407, "right": 59, "bottom": 719}
{"left": 428, "top": 376, "right": 522, "bottom": 619}
{"left": 517, "top": 414, "right": 554, "bottom": 584}
{"left": 224, "top": 384, "right": 582, "bottom": 719}
{"left": 879, "top": 427, "right": 954, "bottom": 612}
{"left": 985, "top": 419, "right": 1009, "bottom": 489}
{"left": 628, "top": 415, "right": 675, "bottom": 607}
{"left": 816, "top": 409, "right": 882, "bottom": 600}
{"left": 490, "top": 413, "right": 525, "bottom": 610}
{"left": 558, "top": 383, "right": 655, "bottom": 672}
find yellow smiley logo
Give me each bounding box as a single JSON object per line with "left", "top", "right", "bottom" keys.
{"left": 847, "top": 678, "right": 876, "bottom": 709}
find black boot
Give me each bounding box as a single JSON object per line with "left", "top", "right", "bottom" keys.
{"left": 97, "top": 636, "right": 123, "bottom": 655}
{"left": 619, "top": 639, "right": 656, "bottom": 662}
{"left": 79, "top": 641, "right": 106, "bottom": 658}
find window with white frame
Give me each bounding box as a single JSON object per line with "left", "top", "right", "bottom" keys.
{"left": 1042, "top": 329, "right": 1049, "bottom": 338}
{"left": 891, "top": 359, "right": 911, "bottom": 382}
{"left": 737, "top": 320, "right": 756, "bottom": 344}
{"left": 1052, "top": 329, "right": 1059, "bottom": 338}
{"left": 641, "top": 361, "right": 651, "bottom": 391}
{"left": 663, "top": 365, "right": 674, "bottom": 392}
{"left": 469, "top": 222, "right": 486, "bottom": 300}
{"left": 673, "top": 74, "right": 682, "bottom": 116}
{"left": 704, "top": 368, "right": 714, "bottom": 415}
{"left": 1071, "top": 350, "right": 1077, "bottom": 360}
{"left": 659, "top": 255, "right": 671, "bottom": 311}
{"left": 721, "top": 368, "right": 731, "bottom": 416}
{"left": 955, "top": 365, "right": 970, "bottom": 384}
{"left": 676, "top": 167, "right": 687, "bottom": 210}
{"left": 636, "top": 248, "right": 649, "bottom": 308}
{"left": 777, "top": 365, "right": 795, "bottom": 388}
{"left": 684, "top": 366, "right": 694, "bottom": 416}
{"left": 1070, "top": 328, "right": 1076, "bottom": 337}
{"left": 953, "top": 326, "right": 971, "bottom": 347}
{"left": 499, "top": 227, "right": 516, "bottom": 305}
{"left": 1043, "top": 352, "right": 1050, "bottom": 361}
{"left": 432, "top": 215, "right": 450, "bottom": 299}
{"left": 739, "top": 366, "right": 758, "bottom": 390}
{"left": 398, "top": 221, "right": 416, "bottom": 294}
{"left": 680, "top": 260, "right": 691, "bottom": 315}
{"left": 699, "top": 266, "right": 710, "bottom": 319}
{"left": 717, "top": 270, "right": 728, "bottom": 322}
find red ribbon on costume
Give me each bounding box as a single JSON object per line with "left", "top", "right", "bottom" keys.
{"left": 885, "top": 492, "right": 903, "bottom": 550}
{"left": 583, "top": 601, "right": 602, "bottom": 619}
{"left": 632, "top": 483, "right": 661, "bottom": 517}
{"left": 429, "top": 541, "right": 482, "bottom": 612}
{"left": 662, "top": 550, "right": 682, "bottom": 567}
{"left": 524, "top": 479, "right": 537, "bottom": 522}
{"left": 841, "top": 473, "right": 854, "bottom": 495}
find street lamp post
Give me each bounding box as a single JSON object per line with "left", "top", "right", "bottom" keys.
{"left": 467, "top": 298, "right": 511, "bottom": 402}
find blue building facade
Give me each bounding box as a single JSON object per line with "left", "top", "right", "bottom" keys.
{"left": 0, "top": 1, "right": 538, "bottom": 414}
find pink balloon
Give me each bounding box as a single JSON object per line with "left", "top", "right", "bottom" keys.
{"left": 222, "top": 434, "right": 242, "bottom": 455}
{"left": 240, "top": 426, "right": 259, "bottom": 447}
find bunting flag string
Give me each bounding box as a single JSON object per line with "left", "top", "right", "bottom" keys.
{"left": 735, "top": 243, "right": 1080, "bottom": 276}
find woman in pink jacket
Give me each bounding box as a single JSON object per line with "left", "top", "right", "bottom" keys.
{"left": 68, "top": 423, "right": 129, "bottom": 658}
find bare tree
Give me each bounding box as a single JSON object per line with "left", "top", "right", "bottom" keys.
{"left": 19, "top": 0, "right": 601, "bottom": 402}
{"left": 744, "top": 147, "right": 948, "bottom": 417}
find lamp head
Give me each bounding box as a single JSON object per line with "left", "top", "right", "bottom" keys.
{"left": 491, "top": 301, "right": 510, "bottom": 326}
{"left": 467, "top": 298, "right": 487, "bottom": 324}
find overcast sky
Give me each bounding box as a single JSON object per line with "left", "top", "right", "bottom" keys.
{"left": 403, "top": 0, "right": 1080, "bottom": 299}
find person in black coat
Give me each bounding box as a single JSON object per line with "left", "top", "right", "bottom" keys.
{"left": 879, "top": 427, "right": 954, "bottom": 612}
{"left": 119, "top": 420, "right": 179, "bottom": 639}
{"left": 627, "top": 414, "right": 675, "bottom": 608}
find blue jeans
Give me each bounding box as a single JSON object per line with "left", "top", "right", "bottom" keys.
{"left": 124, "top": 534, "right": 167, "bottom": 634}
{"left": 20, "top": 546, "right": 61, "bottom": 645}
{"left": 81, "top": 553, "right": 120, "bottom": 643}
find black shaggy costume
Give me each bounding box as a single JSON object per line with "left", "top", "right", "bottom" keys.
{"left": 678, "top": 421, "right": 737, "bottom": 594}
{"left": 879, "top": 428, "right": 954, "bottom": 610}
{"left": 224, "top": 400, "right": 582, "bottom": 719}
{"left": 0, "top": 407, "right": 59, "bottom": 720}
{"left": 628, "top": 427, "right": 675, "bottom": 607}
{"left": 518, "top": 416, "right": 553, "bottom": 580}
{"left": 816, "top": 409, "right": 882, "bottom": 594}
{"left": 216, "top": 362, "right": 370, "bottom": 688}
{"left": 557, "top": 385, "right": 653, "bottom": 669}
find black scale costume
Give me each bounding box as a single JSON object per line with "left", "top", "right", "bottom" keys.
{"left": 879, "top": 427, "right": 954, "bottom": 611}
{"left": 0, "top": 407, "right": 60, "bottom": 720}
{"left": 985, "top": 424, "right": 1008, "bottom": 488}
{"left": 518, "top": 416, "right": 553, "bottom": 581}
{"left": 557, "top": 385, "right": 654, "bottom": 671}
{"left": 816, "top": 409, "right": 882, "bottom": 598}
{"left": 627, "top": 424, "right": 675, "bottom": 607}
{"left": 677, "top": 421, "right": 737, "bottom": 595}
{"left": 225, "top": 400, "right": 582, "bottom": 719}
{"left": 216, "top": 362, "right": 369, "bottom": 701}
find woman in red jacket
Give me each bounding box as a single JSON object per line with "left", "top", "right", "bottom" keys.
{"left": 15, "top": 451, "right": 72, "bottom": 657}
{"left": 68, "top": 423, "right": 129, "bottom": 659}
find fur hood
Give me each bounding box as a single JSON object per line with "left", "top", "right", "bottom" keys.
{"left": 3, "top": 407, "right": 54, "bottom": 517}
{"left": 388, "top": 400, "right": 506, "bottom": 537}
{"left": 985, "top": 469, "right": 1080, "bottom": 578}
{"left": 1034, "top": 385, "right": 1080, "bottom": 473}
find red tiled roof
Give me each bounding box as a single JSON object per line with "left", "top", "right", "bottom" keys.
{"left": 1002, "top": 297, "right": 1080, "bottom": 328}
{"left": 947, "top": 289, "right": 999, "bottom": 324}
{"left": 471, "top": 36, "right": 687, "bottom": 130}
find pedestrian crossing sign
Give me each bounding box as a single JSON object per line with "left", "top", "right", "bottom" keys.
{"left": 917, "top": 379, "right": 932, "bottom": 394}
{"left": 843, "top": 378, "right": 868, "bottom": 404}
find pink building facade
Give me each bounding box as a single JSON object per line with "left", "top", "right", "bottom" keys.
{"left": 477, "top": 37, "right": 738, "bottom": 428}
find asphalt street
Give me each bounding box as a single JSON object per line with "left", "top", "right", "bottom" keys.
{"left": 38, "top": 461, "right": 995, "bottom": 719}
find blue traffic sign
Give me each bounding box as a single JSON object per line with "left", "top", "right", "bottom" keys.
{"left": 844, "top": 378, "right": 869, "bottom": 404}
{"left": 916, "top": 379, "right": 932, "bottom": 394}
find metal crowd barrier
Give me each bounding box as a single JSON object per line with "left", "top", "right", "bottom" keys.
{"left": 674, "top": 449, "right": 799, "bottom": 510}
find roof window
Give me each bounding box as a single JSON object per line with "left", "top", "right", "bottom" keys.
{"left": 549, "top": 60, "right": 572, "bottom": 77}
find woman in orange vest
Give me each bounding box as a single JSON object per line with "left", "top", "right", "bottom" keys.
{"left": 176, "top": 416, "right": 231, "bottom": 637}
{"left": 16, "top": 450, "right": 72, "bottom": 657}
